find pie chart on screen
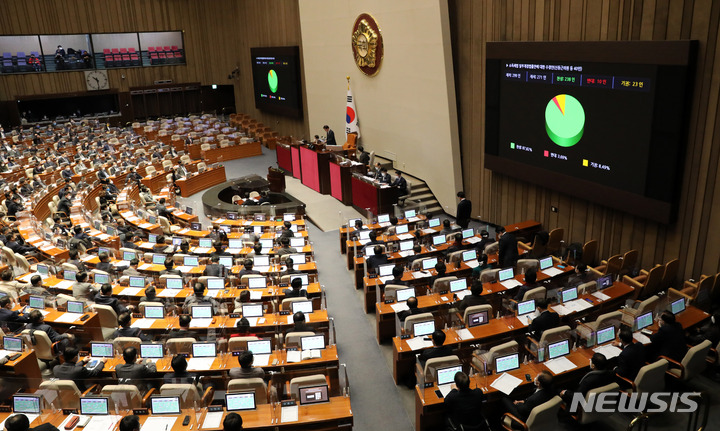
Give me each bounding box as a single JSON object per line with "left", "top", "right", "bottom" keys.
{"left": 545, "top": 94, "right": 585, "bottom": 147}
{"left": 268, "top": 70, "right": 278, "bottom": 93}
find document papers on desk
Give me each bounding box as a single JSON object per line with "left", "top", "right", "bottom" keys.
{"left": 465, "top": 237, "right": 481, "bottom": 244}
{"left": 379, "top": 275, "right": 394, "bottom": 285}
{"left": 422, "top": 228, "right": 436, "bottom": 234}
{"left": 202, "top": 412, "right": 223, "bottom": 429}
{"left": 456, "top": 328, "right": 474, "bottom": 341}
{"left": 592, "top": 291, "right": 611, "bottom": 301}
{"left": 594, "top": 344, "right": 622, "bottom": 359}
{"left": 464, "top": 259, "right": 480, "bottom": 268}
{"left": 54, "top": 280, "right": 75, "bottom": 290}
{"left": 191, "top": 318, "right": 213, "bottom": 328}
{"left": 543, "top": 356, "right": 577, "bottom": 375}
{"left": 560, "top": 299, "right": 593, "bottom": 314}
{"left": 516, "top": 315, "right": 533, "bottom": 326}
{"left": 253, "top": 354, "right": 271, "bottom": 366}
{"left": 633, "top": 332, "right": 651, "bottom": 344}
{"left": 159, "top": 289, "right": 180, "bottom": 297}
{"left": 286, "top": 350, "right": 321, "bottom": 363}
{"left": 188, "top": 357, "right": 215, "bottom": 370}
{"left": 405, "top": 337, "right": 433, "bottom": 351}
{"left": 138, "top": 263, "right": 153, "bottom": 270}
{"left": 131, "top": 318, "right": 155, "bottom": 329}
{"left": 55, "top": 312, "right": 82, "bottom": 323}
{"left": 412, "top": 271, "right": 431, "bottom": 279}
{"left": 249, "top": 290, "right": 263, "bottom": 300}
{"left": 140, "top": 416, "right": 178, "bottom": 431}
{"left": 281, "top": 405, "right": 299, "bottom": 423}
{"left": 119, "top": 287, "right": 143, "bottom": 296}
{"left": 439, "top": 383, "right": 453, "bottom": 397}
{"left": 491, "top": 373, "right": 522, "bottom": 395}
{"left": 398, "top": 250, "right": 414, "bottom": 258}
{"left": 193, "top": 247, "right": 211, "bottom": 254}
{"left": 541, "top": 267, "right": 564, "bottom": 277}
{"left": 390, "top": 302, "right": 409, "bottom": 313}
{"left": 396, "top": 233, "right": 414, "bottom": 240}
{"left": 455, "top": 290, "right": 472, "bottom": 300}
{"left": 86, "top": 415, "right": 121, "bottom": 430}
{"left": 500, "top": 279, "right": 523, "bottom": 289}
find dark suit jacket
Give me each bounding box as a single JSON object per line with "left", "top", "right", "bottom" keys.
{"left": 498, "top": 233, "right": 519, "bottom": 268}
{"left": 367, "top": 254, "right": 388, "bottom": 272}
{"left": 529, "top": 310, "right": 560, "bottom": 340}
{"left": 359, "top": 151, "right": 370, "bottom": 165}
{"left": 115, "top": 362, "right": 157, "bottom": 381}
{"left": 326, "top": 129, "right": 336, "bottom": 146}
{"left": 52, "top": 361, "right": 103, "bottom": 390}
{"left": 615, "top": 342, "right": 646, "bottom": 380}
{"left": 26, "top": 322, "right": 68, "bottom": 344}
{"left": 517, "top": 388, "right": 555, "bottom": 420}
{"left": 562, "top": 369, "right": 613, "bottom": 403}
{"left": 456, "top": 199, "right": 472, "bottom": 228}
{"left": 649, "top": 322, "right": 688, "bottom": 362}
{"left": 444, "top": 388, "right": 487, "bottom": 429}
{"left": 457, "top": 294, "right": 487, "bottom": 312}
{"left": 0, "top": 308, "right": 29, "bottom": 331}
{"left": 419, "top": 345, "right": 453, "bottom": 367}
{"left": 94, "top": 293, "right": 128, "bottom": 315}
{"left": 111, "top": 326, "right": 152, "bottom": 341}
{"left": 283, "top": 288, "right": 308, "bottom": 298}
{"left": 203, "top": 263, "right": 225, "bottom": 277}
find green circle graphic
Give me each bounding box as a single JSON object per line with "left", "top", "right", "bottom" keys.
{"left": 545, "top": 94, "right": 585, "bottom": 147}
{"left": 268, "top": 69, "right": 278, "bottom": 93}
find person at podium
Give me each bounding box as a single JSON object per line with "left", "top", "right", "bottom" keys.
{"left": 323, "top": 125, "right": 336, "bottom": 146}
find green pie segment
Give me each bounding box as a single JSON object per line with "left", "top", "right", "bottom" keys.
{"left": 545, "top": 94, "right": 585, "bottom": 147}
{"left": 268, "top": 69, "right": 278, "bottom": 93}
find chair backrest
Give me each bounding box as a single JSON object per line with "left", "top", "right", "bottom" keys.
{"left": 158, "top": 216, "right": 172, "bottom": 234}
{"left": 635, "top": 359, "right": 668, "bottom": 393}
{"left": 39, "top": 380, "right": 81, "bottom": 408}
{"left": 403, "top": 312, "right": 435, "bottom": 333}
{"left": 620, "top": 249, "right": 639, "bottom": 274}
{"left": 113, "top": 337, "right": 142, "bottom": 353}
{"left": 384, "top": 284, "right": 410, "bottom": 302}
{"left": 411, "top": 256, "right": 432, "bottom": 270}
{"left": 21, "top": 329, "right": 53, "bottom": 360}
{"left": 538, "top": 325, "right": 571, "bottom": 346}
{"left": 523, "top": 286, "right": 546, "bottom": 302}
{"left": 55, "top": 293, "right": 76, "bottom": 307}
{"left": 145, "top": 165, "right": 156, "bottom": 176}
{"left": 100, "top": 385, "right": 142, "bottom": 409}
{"left": 581, "top": 240, "right": 598, "bottom": 266}
{"left": 679, "top": 339, "right": 712, "bottom": 381}
{"left": 289, "top": 374, "right": 327, "bottom": 400}
{"left": 593, "top": 310, "right": 623, "bottom": 330}
{"left": 138, "top": 301, "right": 164, "bottom": 313}
{"left": 517, "top": 259, "right": 539, "bottom": 273}
{"left": 638, "top": 264, "right": 664, "bottom": 299}
{"left": 479, "top": 268, "right": 500, "bottom": 284}
{"left": 660, "top": 258, "right": 679, "bottom": 291}
{"left": 546, "top": 228, "right": 564, "bottom": 254}
{"left": 423, "top": 355, "right": 460, "bottom": 381}
{"left": 368, "top": 151, "right": 375, "bottom": 167}
{"left": 166, "top": 337, "right": 197, "bottom": 355}
{"left": 432, "top": 276, "right": 458, "bottom": 293}
{"left": 61, "top": 262, "right": 79, "bottom": 272}
{"left": 447, "top": 251, "right": 464, "bottom": 263}
{"left": 525, "top": 396, "right": 562, "bottom": 431}
{"left": 603, "top": 254, "right": 622, "bottom": 276}
{"left": 160, "top": 383, "right": 200, "bottom": 408}
{"left": 577, "top": 281, "right": 597, "bottom": 295}
{"left": 463, "top": 304, "right": 493, "bottom": 325}
{"left": 285, "top": 331, "right": 316, "bottom": 347}
{"left": 635, "top": 295, "right": 659, "bottom": 314}
{"left": 227, "top": 378, "right": 268, "bottom": 404}
{"left": 91, "top": 304, "right": 118, "bottom": 328}
{"left": 281, "top": 297, "right": 309, "bottom": 311}
{"left": 484, "top": 242, "right": 499, "bottom": 255}
{"left": 228, "top": 336, "right": 260, "bottom": 352}
{"left": 578, "top": 383, "right": 620, "bottom": 424}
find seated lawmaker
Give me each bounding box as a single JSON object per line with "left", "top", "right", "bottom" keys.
{"left": 229, "top": 350, "right": 266, "bottom": 379}
{"left": 648, "top": 311, "right": 688, "bottom": 362}
{"left": 528, "top": 298, "right": 560, "bottom": 341}
{"left": 560, "top": 353, "right": 612, "bottom": 403}
{"left": 500, "top": 370, "right": 555, "bottom": 423}
{"left": 418, "top": 330, "right": 453, "bottom": 367}
{"left": 444, "top": 372, "right": 487, "bottom": 431}
{"left": 115, "top": 346, "right": 157, "bottom": 389}
{"left": 283, "top": 277, "right": 308, "bottom": 298}
{"left": 52, "top": 347, "right": 106, "bottom": 391}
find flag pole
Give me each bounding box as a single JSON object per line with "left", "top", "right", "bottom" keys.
{"left": 347, "top": 75, "right": 350, "bottom": 90}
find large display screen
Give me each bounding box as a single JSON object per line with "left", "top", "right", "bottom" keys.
{"left": 250, "top": 46, "right": 303, "bottom": 118}
{"left": 485, "top": 41, "right": 696, "bottom": 223}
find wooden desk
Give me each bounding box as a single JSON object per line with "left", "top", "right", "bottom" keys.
{"left": 299, "top": 146, "right": 332, "bottom": 194}
{"left": 276, "top": 143, "right": 293, "bottom": 172}
{"left": 142, "top": 170, "right": 170, "bottom": 194}
{"left": 176, "top": 166, "right": 227, "bottom": 197}
{"left": 351, "top": 175, "right": 399, "bottom": 216}
{"left": 339, "top": 215, "right": 427, "bottom": 255}
{"left": 330, "top": 161, "right": 365, "bottom": 205}
{"left": 0, "top": 350, "right": 42, "bottom": 390}
{"left": 202, "top": 142, "right": 262, "bottom": 163}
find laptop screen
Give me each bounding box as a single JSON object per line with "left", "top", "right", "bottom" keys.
{"left": 242, "top": 304, "right": 263, "bottom": 318}
{"left": 91, "top": 342, "right": 114, "bottom": 358}
{"left": 396, "top": 287, "right": 415, "bottom": 302}
{"left": 468, "top": 311, "right": 489, "bottom": 328}
{"left": 165, "top": 278, "right": 183, "bottom": 289}
{"left": 64, "top": 270, "right": 76, "bottom": 281}
{"left": 192, "top": 342, "right": 216, "bottom": 357}
{"left": 198, "top": 238, "right": 213, "bottom": 248}
{"left": 284, "top": 213, "right": 296, "bottom": 221}
{"left": 206, "top": 277, "right": 224, "bottom": 289}
{"left": 395, "top": 224, "right": 409, "bottom": 234}
{"left": 428, "top": 218, "right": 441, "bottom": 228}
{"left": 191, "top": 222, "right": 203, "bottom": 231}
{"left": 183, "top": 256, "right": 199, "bottom": 267}
{"left": 150, "top": 396, "right": 181, "bottom": 415}
{"left": 140, "top": 343, "right": 164, "bottom": 359}
{"left": 290, "top": 274, "right": 309, "bottom": 286}
{"left": 28, "top": 296, "right": 45, "bottom": 309}
{"left": 191, "top": 305, "right": 212, "bottom": 319}
{"left": 148, "top": 234, "right": 157, "bottom": 243}
{"left": 450, "top": 279, "right": 467, "bottom": 293}
{"left": 498, "top": 268, "right": 514, "bottom": 282}
{"left": 152, "top": 254, "right": 166, "bottom": 265}
{"left": 80, "top": 397, "right": 109, "bottom": 415}
{"left": 123, "top": 251, "right": 137, "bottom": 261}
{"left": 225, "top": 392, "right": 256, "bottom": 411}
{"left": 413, "top": 320, "right": 435, "bottom": 337}
{"left": 13, "top": 395, "right": 40, "bottom": 414}
{"left": 291, "top": 301, "right": 313, "bottom": 314}
{"left": 596, "top": 326, "right": 616, "bottom": 345}
{"left": 539, "top": 256, "right": 553, "bottom": 270}
{"left": 247, "top": 277, "right": 267, "bottom": 289}
{"left": 495, "top": 353, "right": 520, "bottom": 373}
{"left": 290, "top": 237, "right": 305, "bottom": 248}
{"left": 259, "top": 239, "right": 274, "bottom": 249}
{"left": 298, "top": 385, "right": 330, "bottom": 406}
{"left": 253, "top": 255, "right": 270, "bottom": 267}
{"left": 219, "top": 257, "right": 233, "bottom": 268}
{"left": 247, "top": 340, "right": 272, "bottom": 355}
{"left": 422, "top": 257, "right": 438, "bottom": 270}
{"left": 97, "top": 247, "right": 109, "bottom": 256}
{"left": 171, "top": 237, "right": 182, "bottom": 247}
{"left": 348, "top": 218, "right": 361, "bottom": 228}
{"left": 3, "top": 336, "right": 23, "bottom": 352}
{"left": 144, "top": 305, "right": 164, "bottom": 319}
{"left": 378, "top": 264, "right": 394, "bottom": 277}
{"left": 106, "top": 226, "right": 117, "bottom": 236}
{"left": 561, "top": 287, "right": 578, "bottom": 303}
{"left": 300, "top": 335, "right": 325, "bottom": 351}
{"left": 377, "top": 214, "right": 390, "bottom": 223}
{"left": 462, "top": 250, "right": 477, "bottom": 262}
{"left": 432, "top": 235, "right": 445, "bottom": 246}
{"left": 228, "top": 239, "right": 243, "bottom": 249}
{"left": 129, "top": 276, "right": 146, "bottom": 288}
{"left": 548, "top": 339, "right": 570, "bottom": 360}
{"left": 517, "top": 299, "right": 535, "bottom": 316}
{"left": 399, "top": 240, "right": 413, "bottom": 251}
{"left": 671, "top": 297, "right": 686, "bottom": 315}
{"left": 67, "top": 300, "right": 84, "bottom": 314}
{"left": 461, "top": 228, "right": 474, "bottom": 239}
{"left": 404, "top": 209, "right": 417, "bottom": 218}
{"left": 636, "top": 311, "right": 653, "bottom": 331}
{"left": 437, "top": 364, "right": 463, "bottom": 386}
{"left": 37, "top": 264, "right": 49, "bottom": 276}
{"left": 596, "top": 274, "right": 613, "bottom": 290}
{"left": 94, "top": 273, "right": 110, "bottom": 285}
{"left": 147, "top": 215, "right": 158, "bottom": 225}
{"left": 288, "top": 254, "right": 305, "bottom": 266}
{"left": 185, "top": 206, "right": 193, "bottom": 215}
{"left": 226, "top": 212, "right": 238, "bottom": 220}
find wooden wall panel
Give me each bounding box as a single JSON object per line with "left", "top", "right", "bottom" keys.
{"left": 0, "top": 0, "right": 308, "bottom": 138}
{"left": 450, "top": 0, "right": 720, "bottom": 281}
